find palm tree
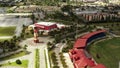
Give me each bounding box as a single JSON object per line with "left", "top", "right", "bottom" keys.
{"left": 23, "top": 45, "right": 28, "bottom": 54}
{"left": 31, "top": 13, "right": 35, "bottom": 24}
{"left": 66, "top": 0, "right": 70, "bottom": 5}
{"left": 23, "top": 45, "right": 28, "bottom": 50}
{"left": 2, "top": 40, "right": 9, "bottom": 54}
{"left": 75, "top": 0, "right": 78, "bottom": 5}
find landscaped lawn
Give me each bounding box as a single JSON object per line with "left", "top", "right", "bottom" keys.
{"left": 0, "top": 60, "right": 28, "bottom": 68}
{"left": 35, "top": 49, "right": 39, "bottom": 68}
{"left": 44, "top": 49, "right": 48, "bottom": 68}
{"left": 0, "top": 27, "right": 16, "bottom": 36}
{"left": 0, "top": 38, "right": 11, "bottom": 42}
{"left": 88, "top": 37, "right": 120, "bottom": 68}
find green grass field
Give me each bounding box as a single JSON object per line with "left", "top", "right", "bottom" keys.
{"left": 88, "top": 37, "right": 120, "bottom": 68}
{"left": 0, "top": 38, "right": 10, "bottom": 42}
{"left": 35, "top": 49, "right": 39, "bottom": 68}
{"left": 0, "top": 60, "right": 28, "bottom": 68}
{"left": 0, "top": 27, "right": 16, "bottom": 36}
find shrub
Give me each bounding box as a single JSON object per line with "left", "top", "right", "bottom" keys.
{"left": 16, "top": 59, "right": 22, "bottom": 65}
{"left": 53, "top": 65, "right": 59, "bottom": 68}
{"left": 59, "top": 53, "right": 68, "bottom": 68}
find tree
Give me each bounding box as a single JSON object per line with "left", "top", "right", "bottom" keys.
{"left": 13, "top": 36, "right": 17, "bottom": 40}
{"left": 23, "top": 45, "right": 28, "bottom": 54}
{"left": 31, "top": 13, "right": 35, "bottom": 24}
{"left": 23, "top": 45, "right": 27, "bottom": 50}
{"left": 0, "top": 42, "right": 6, "bottom": 54}
{"left": 53, "top": 65, "right": 59, "bottom": 68}
{"left": 47, "top": 42, "right": 52, "bottom": 46}
{"left": 9, "top": 42, "right": 16, "bottom": 50}
{"left": 16, "top": 59, "right": 22, "bottom": 65}
{"left": 7, "top": 10, "right": 14, "bottom": 13}
{"left": 3, "top": 40, "right": 10, "bottom": 51}
{"left": 20, "top": 33, "right": 25, "bottom": 39}
{"left": 62, "top": 40, "right": 66, "bottom": 43}
{"left": 8, "top": 61, "right": 11, "bottom": 65}
{"left": 61, "top": 5, "right": 72, "bottom": 12}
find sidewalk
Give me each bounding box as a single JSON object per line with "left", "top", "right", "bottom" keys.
{"left": 63, "top": 53, "right": 74, "bottom": 68}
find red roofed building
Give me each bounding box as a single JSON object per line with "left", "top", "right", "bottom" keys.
{"left": 34, "top": 22, "right": 57, "bottom": 30}
{"left": 74, "top": 57, "right": 96, "bottom": 68}
{"left": 69, "top": 49, "right": 85, "bottom": 61}
{"left": 81, "top": 30, "right": 106, "bottom": 39}
{"left": 92, "top": 64, "right": 106, "bottom": 68}
{"left": 74, "top": 58, "right": 88, "bottom": 68}
{"left": 29, "top": 22, "right": 65, "bottom": 31}
{"left": 86, "top": 59, "right": 96, "bottom": 67}
{"left": 69, "top": 30, "right": 106, "bottom": 68}
{"left": 73, "top": 30, "right": 106, "bottom": 49}
{"left": 74, "top": 38, "right": 87, "bottom": 49}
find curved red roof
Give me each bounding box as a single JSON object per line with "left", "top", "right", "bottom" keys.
{"left": 69, "top": 49, "right": 85, "bottom": 61}
{"left": 74, "top": 57, "right": 87, "bottom": 67}
{"left": 86, "top": 59, "right": 96, "bottom": 67}
{"left": 74, "top": 30, "right": 106, "bottom": 48}
{"left": 74, "top": 38, "right": 87, "bottom": 48}
{"left": 81, "top": 30, "right": 106, "bottom": 39}
{"left": 69, "top": 30, "right": 106, "bottom": 68}
{"left": 74, "top": 57, "right": 96, "bottom": 68}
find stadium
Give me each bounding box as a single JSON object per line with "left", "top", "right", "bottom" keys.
{"left": 69, "top": 30, "right": 106, "bottom": 68}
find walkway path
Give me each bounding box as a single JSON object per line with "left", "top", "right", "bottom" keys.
{"left": 63, "top": 53, "right": 74, "bottom": 68}
{"left": 54, "top": 43, "right": 64, "bottom": 68}
{"left": 0, "top": 36, "right": 12, "bottom": 39}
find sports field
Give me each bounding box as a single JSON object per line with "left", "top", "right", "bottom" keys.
{"left": 88, "top": 37, "right": 120, "bottom": 68}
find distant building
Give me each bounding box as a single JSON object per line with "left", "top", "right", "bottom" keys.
{"left": 69, "top": 0, "right": 108, "bottom": 3}
{"left": 28, "top": 22, "right": 65, "bottom": 35}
